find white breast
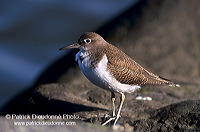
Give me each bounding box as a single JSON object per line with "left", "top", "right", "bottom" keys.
{"left": 76, "top": 50, "right": 141, "bottom": 93}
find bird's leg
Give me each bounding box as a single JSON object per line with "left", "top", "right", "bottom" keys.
{"left": 111, "top": 92, "right": 116, "bottom": 117}
{"left": 102, "top": 92, "right": 125, "bottom": 126}
{"left": 113, "top": 92, "right": 125, "bottom": 126}
{"left": 102, "top": 92, "right": 116, "bottom": 126}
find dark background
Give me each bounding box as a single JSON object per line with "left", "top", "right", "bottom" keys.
{"left": 0, "top": 0, "right": 138, "bottom": 108}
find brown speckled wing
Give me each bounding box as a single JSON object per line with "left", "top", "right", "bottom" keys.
{"left": 105, "top": 43, "right": 172, "bottom": 86}
{"left": 107, "top": 63, "right": 148, "bottom": 85}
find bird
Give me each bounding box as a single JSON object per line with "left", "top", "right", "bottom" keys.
{"left": 59, "top": 32, "right": 180, "bottom": 126}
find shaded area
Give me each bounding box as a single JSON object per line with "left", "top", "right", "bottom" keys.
{"left": 1, "top": 83, "right": 107, "bottom": 115}
{"left": 33, "top": 50, "right": 78, "bottom": 87}
{"left": 3, "top": 94, "right": 106, "bottom": 115}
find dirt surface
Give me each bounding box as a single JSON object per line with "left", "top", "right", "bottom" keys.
{"left": 25, "top": 83, "right": 200, "bottom": 131}
{"left": 1, "top": 0, "right": 200, "bottom": 131}
{"left": 2, "top": 82, "right": 199, "bottom": 131}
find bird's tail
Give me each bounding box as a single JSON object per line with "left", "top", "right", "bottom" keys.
{"left": 159, "top": 76, "right": 180, "bottom": 87}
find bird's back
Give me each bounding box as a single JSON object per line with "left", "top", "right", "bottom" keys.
{"left": 102, "top": 43, "right": 179, "bottom": 87}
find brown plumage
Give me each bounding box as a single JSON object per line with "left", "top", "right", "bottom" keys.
{"left": 76, "top": 32, "right": 179, "bottom": 87}
{"left": 105, "top": 44, "right": 177, "bottom": 86}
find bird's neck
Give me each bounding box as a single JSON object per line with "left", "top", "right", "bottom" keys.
{"left": 76, "top": 47, "right": 105, "bottom": 69}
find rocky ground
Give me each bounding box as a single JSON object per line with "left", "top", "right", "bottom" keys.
{"left": 1, "top": 0, "right": 200, "bottom": 131}
{"left": 1, "top": 82, "right": 200, "bottom": 131}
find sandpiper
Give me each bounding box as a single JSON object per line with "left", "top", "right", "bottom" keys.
{"left": 59, "top": 32, "right": 180, "bottom": 126}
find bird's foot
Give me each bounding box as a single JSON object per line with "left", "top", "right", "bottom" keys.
{"left": 113, "top": 114, "right": 121, "bottom": 126}
{"left": 102, "top": 114, "right": 121, "bottom": 126}
{"left": 102, "top": 116, "right": 115, "bottom": 126}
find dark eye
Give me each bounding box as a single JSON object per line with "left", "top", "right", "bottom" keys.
{"left": 84, "top": 39, "right": 91, "bottom": 43}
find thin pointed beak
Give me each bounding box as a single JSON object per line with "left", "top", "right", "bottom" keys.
{"left": 59, "top": 43, "right": 80, "bottom": 50}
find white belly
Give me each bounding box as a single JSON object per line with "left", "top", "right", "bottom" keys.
{"left": 76, "top": 51, "right": 141, "bottom": 93}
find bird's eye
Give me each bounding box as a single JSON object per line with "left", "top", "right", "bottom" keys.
{"left": 84, "top": 39, "right": 91, "bottom": 43}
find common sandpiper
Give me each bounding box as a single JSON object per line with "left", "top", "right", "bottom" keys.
{"left": 59, "top": 32, "right": 180, "bottom": 126}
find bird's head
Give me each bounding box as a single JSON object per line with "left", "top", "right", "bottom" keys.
{"left": 59, "top": 32, "right": 106, "bottom": 50}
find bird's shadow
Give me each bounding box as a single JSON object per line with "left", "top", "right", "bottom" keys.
{"left": 32, "top": 96, "right": 107, "bottom": 115}
{"left": 0, "top": 92, "right": 107, "bottom": 115}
